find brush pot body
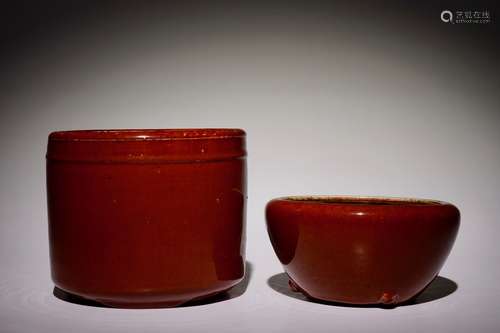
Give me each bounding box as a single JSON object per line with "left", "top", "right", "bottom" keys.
{"left": 47, "top": 129, "right": 246, "bottom": 308}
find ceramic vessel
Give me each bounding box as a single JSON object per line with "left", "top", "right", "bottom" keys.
{"left": 47, "top": 129, "right": 246, "bottom": 308}
{"left": 266, "top": 196, "right": 460, "bottom": 306}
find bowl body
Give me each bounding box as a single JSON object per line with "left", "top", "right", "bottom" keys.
{"left": 47, "top": 129, "right": 246, "bottom": 308}
{"left": 266, "top": 196, "right": 460, "bottom": 305}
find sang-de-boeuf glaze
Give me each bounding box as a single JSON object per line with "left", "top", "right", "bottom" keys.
{"left": 266, "top": 196, "right": 459, "bottom": 306}
{"left": 47, "top": 129, "right": 246, "bottom": 308}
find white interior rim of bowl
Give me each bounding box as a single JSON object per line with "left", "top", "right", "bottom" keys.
{"left": 279, "top": 195, "right": 448, "bottom": 206}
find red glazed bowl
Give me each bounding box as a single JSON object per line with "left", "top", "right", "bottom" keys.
{"left": 266, "top": 196, "right": 460, "bottom": 306}
{"left": 47, "top": 129, "right": 246, "bottom": 308}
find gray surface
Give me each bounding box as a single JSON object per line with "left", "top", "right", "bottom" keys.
{"left": 1, "top": 4, "right": 499, "bottom": 332}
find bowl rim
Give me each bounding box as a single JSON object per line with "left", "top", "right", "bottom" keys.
{"left": 48, "top": 128, "right": 246, "bottom": 141}
{"left": 271, "top": 195, "right": 453, "bottom": 207}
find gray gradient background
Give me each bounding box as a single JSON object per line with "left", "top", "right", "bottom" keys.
{"left": 1, "top": 2, "right": 499, "bottom": 332}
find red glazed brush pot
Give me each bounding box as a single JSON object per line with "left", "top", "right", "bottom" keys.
{"left": 47, "top": 129, "right": 246, "bottom": 308}
{"left": 266, "top": 196, "right": 460, "bottom": 306}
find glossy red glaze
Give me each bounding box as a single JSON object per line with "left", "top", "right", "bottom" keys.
{"left": 266, "top": 196, "right": 460, "bottom": 306}
{"left": 47, "top": 129, "right": 246, "bottom": 308}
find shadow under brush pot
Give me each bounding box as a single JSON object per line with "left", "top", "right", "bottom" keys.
{"left": 47, "top": 128, "right": 247, "bottom": 308}
{"left": 266, "top": 196, "right": 460, "bottom": 306}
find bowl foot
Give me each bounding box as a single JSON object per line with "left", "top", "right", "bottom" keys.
{"left": 378, "top": 292, "right": 400, "bottom": 306}
{"left": 286, "top": 279, "right": 403, "bottom": 307}
{"left": 288, "top": 278, "right": 302, "bottom": 293}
